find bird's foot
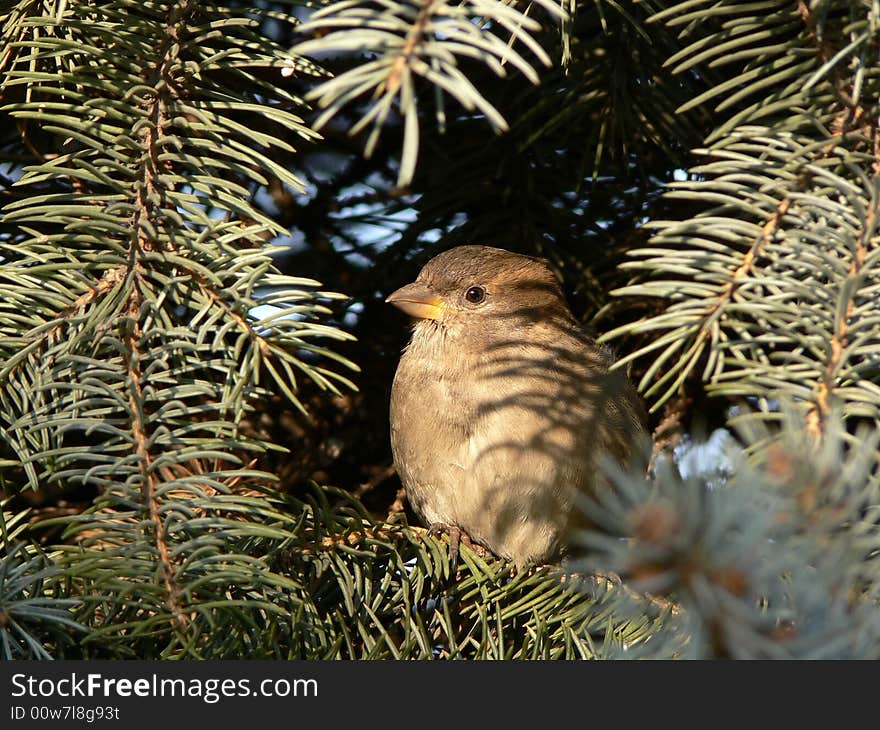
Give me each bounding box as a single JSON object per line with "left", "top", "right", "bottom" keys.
{"left": 426, "top": 523, "right": 476, "bottom": 570}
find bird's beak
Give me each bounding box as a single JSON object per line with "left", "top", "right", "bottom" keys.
{"left": 386, "top": 282, "right": 444, "bottom": 320}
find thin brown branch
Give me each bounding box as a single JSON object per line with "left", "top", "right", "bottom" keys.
{"left": 0, "top": 265, "right": 127, "bottom": 394}
{"left": 692, "top": 195, "right": 792, "bottom": 351}
{"left": 41, "top": 266, "right": 126, "bottom": 339}
{"left": 384, "top": 0, "right": 438, "bottom": 95}
{"left": 385, "top": 485, "right": 407, "bottom": 522}
{"left": 588, "top": 571, "right": 681, "bottom": 616}
{"left": 121, "top": 0, "right": 196, "bottom": 631}
{"left": 796, "top": 0, "right": 855, "bottom": 110}
{"left": 797, "top": 0, "right": 873, "bottom": 152}
{"left": 649, "top": 393, "right": 690, "bottom": 471}
{"left": 354, "top": 463, "right": 396, "bottom": 498}
{"left": 198, "top": 281, "right": 270, "bottom": 356}
{"left": 806, "top": 198, "right": 876, "bottom": 439}
{"left": 873, "top": 123, "right": 880, "bottom": 178}
{"left": 122, "top": 285, "right": 188, "bottom": 630}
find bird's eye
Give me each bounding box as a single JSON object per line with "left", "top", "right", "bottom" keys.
{"left": 464, "top": 286, "right": 486, "bottom": 304}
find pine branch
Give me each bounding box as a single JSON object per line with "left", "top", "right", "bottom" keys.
{"left": 291, "top": 0, "right": 564, "bottom": 184}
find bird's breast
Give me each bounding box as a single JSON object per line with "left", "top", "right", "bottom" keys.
{"left": 389, "top": 330, "right": 600, "bottom": 564}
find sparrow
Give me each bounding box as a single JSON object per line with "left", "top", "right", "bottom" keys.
{"left": 387, "top": 245, "right": 647, "bottom": 568}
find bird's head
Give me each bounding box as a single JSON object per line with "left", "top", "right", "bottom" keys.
{"left": 386, "top": 246, "right": 572, "bottom": 335}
